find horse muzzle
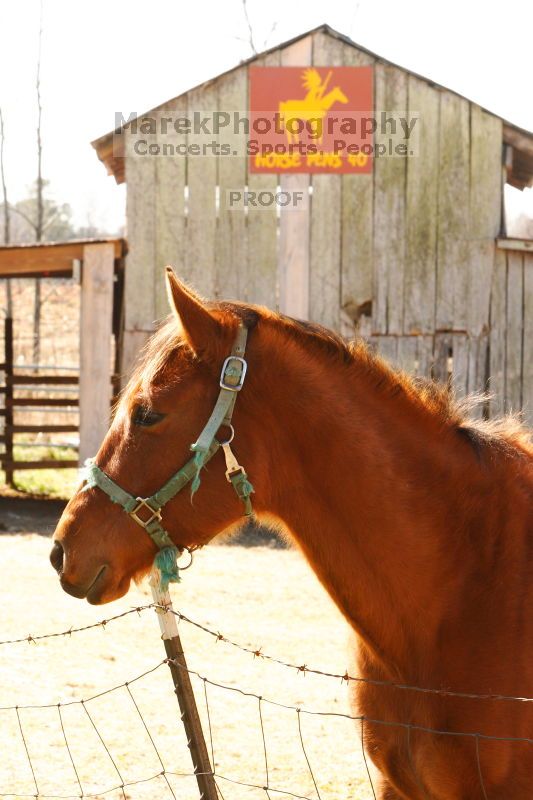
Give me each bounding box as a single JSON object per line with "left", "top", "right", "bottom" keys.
{"left": 50, "top": 540, "right": 110, "bottom": 602}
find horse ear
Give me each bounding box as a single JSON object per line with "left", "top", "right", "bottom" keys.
{"left": 165, "top": 267, "right": 223, "bottom": 357}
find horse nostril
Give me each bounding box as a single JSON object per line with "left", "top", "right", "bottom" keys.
{"left": 50, "top": 541, "right": 64, "bottom": 574}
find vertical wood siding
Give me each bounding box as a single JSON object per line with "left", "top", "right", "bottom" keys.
{"left": 278, "top": 35, "right": 312, "bottom": 320}
{"left": 339, "top": 42, "right": 374, "bottom": 338}
{"left": 246, "top": 49, "right": 280, "bottom": 309}
{"left": 122, "top": 36, "right": 530, "bottom": 422}
{"left": 373, "top": 64, "right": 407, "bottom": 337}
{"left": 309, "top": 31, "right": 343, "bottom": 331}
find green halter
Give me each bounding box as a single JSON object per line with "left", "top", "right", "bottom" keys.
{"left": 81, "top": 325, "right": 254, "bottom": 589}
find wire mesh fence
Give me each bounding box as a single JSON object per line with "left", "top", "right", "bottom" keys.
{"left": 0, "top": 602, "right": 365, "bottom": 800}
{"left": 0, "top": 597, "right": 531, "bottom": 800}
{"left": 0, "top": 279, "right": 81, "bottom": 373}
{"left": 0, "top": 537, "right": 369, "bottom": 800}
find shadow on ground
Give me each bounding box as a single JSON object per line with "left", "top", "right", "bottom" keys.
{"left": 0, "top": 496, "right": 66, "bottom": 536}
{"left": 0, "top": 494, "right": 286, "bottom": 547}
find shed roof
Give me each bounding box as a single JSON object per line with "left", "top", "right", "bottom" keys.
{"left": 92, "top": 23, "right": 533, "bottom": 190}
{"left": 0, "top": 238, "right": 126, "bottom": 279}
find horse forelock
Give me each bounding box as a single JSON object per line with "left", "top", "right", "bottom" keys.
{"left": 116, "top": 319, "right": 188, "bottom": 417}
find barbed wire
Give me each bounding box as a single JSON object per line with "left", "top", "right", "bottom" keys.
{"left": 167, "top": 658, "right": 533, "bottom": 746}
{"left": 161, "top": 606, "right": 533, "bottom": 706}
{"left": 3, "top": 602, "right": 533, "bottom": 706}
{"left": 0, "top": 606, "right": 150, "bottom": 647}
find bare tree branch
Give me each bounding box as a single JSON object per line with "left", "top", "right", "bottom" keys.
{"left": 41, "top": 209, "right": 62, "bottom": 233}
{"left": 348, "top": 1, "right": 362, "bottom": 37}
{"left": 0, "top": 108, "right": 10, "bottom": 245}
{"left": 239, "top": 2, "right": 277, "bottom": 55}
{"left": 263, "top": 21, "right": 278, "bottom": 49}
{"left": 241, "top": 0, "right": 257, "bottom": 55}
{"left": 7, "top": 202, "right": 38, "bottom": 232}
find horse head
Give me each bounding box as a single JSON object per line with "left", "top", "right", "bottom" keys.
{"left": 320, "top": 87, "right": 349, "bottom": 113}
{"left": 51, "top": 270, "right": 276, "bottom": 604}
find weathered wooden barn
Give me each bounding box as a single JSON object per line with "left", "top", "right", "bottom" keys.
{"left": 93, "top": 24, "right": 533, "bottom": 422}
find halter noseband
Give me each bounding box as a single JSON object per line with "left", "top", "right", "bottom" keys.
{"left": 80, "top": 325, "right": 254, "bottom": 588}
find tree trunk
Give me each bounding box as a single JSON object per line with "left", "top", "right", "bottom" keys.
{"left": 33, "top": 0, "right": 44, "bottom": 369}
{"left": 0, "top": 107, "right": 12, "bottom": 315}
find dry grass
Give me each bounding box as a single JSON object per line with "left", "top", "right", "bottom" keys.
{"left": 0, "top": 535, "right": 377, "bottom": 800}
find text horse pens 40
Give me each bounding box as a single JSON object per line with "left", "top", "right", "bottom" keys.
{"left": 51, "top": 269, "right": 533, "bottom": 800}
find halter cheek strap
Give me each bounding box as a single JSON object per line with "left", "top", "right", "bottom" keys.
{"left": 80, "top": 325, "right": 254, "bottom": 589}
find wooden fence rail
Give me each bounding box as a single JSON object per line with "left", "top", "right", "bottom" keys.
{"left": 0, "top": 318, "right": 80, "bottom": 484}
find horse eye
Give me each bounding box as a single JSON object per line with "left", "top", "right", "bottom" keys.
{"left": 133, "top": 406, "right": 166, "bottom": 427}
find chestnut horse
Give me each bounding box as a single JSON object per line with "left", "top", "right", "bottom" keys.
{"left": 52, "top": 270, "right": 533, "bottom": 799}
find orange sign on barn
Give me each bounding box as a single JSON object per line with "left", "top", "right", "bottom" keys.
{"left": 249, "top": 66, "right": 373, "bottom": 174}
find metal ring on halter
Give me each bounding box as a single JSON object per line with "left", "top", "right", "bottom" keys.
{"left": 216, "top": 423, "right": 235, "bottom": 447}
{"left": 177, "top": 547, "right": 194, "bottom": 571}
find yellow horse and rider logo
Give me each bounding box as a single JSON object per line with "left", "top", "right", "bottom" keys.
{"left": 279, "top": 68, "right": 348, "bottom": 143}
{"left": 249, "top": 65, "right": 373, "bottom": 174}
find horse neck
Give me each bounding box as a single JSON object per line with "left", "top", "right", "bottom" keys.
{"left": 321, "top": 89, "right": 341, "bottom": 110}
{"left": 242, "top": 337, "right": 489, "bottom": 677}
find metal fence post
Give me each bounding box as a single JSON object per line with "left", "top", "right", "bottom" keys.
{"left": 151, "top": 581, "right": 218, "bottom": 800}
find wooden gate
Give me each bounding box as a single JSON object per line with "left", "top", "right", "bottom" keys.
{"left": 0, "top": 239, "right": 126, "bottom": 480}
{"left": 0, "top": 317, "right": 79, "bottom": 484}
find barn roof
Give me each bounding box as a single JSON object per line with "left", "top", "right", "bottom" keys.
{"left": 91, "top": 23, "right": 533, "bottom": 190}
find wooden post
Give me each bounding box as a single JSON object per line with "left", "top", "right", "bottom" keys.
{"left": 120, "top": 329, "right": 152, "bottom": 388}
{"left": 278, "top": 35, "right": 312, "bottom": 321}
{"left": 79, "top": 243, "right": 114, "bottom": 464}
{"left": 3, "top": 317, "right": 13, "bottom": 486}
{"left": 151, "top": 582, "right": 218, "bottom": 800}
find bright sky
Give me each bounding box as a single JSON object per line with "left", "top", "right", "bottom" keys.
{"left": 0, "top": 0, "right": 532, "bottom": 233}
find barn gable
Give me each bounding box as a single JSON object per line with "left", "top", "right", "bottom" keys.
{"left": 91, "top": 24, "right": 533, "bottom": 425}
{"left": 92, "top": 24, "right": 533, "bottom": 191}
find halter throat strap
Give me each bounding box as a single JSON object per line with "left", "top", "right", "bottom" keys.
{"left": 81, "top": 325, "right": 253, "bottom": 587}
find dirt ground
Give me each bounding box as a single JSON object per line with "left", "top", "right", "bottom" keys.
{"left": 0, "top": 499, "right": 376, "bottom": 800}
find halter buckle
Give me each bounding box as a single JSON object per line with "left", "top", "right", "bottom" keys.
{"left": 220, "top": 356, "right": 247, "bottom": 392}
{"left": 129, "top": 498, "right": 162, "bottom": 529}
{"left": 226, "top": 465, "right": 245, "bottom": 483}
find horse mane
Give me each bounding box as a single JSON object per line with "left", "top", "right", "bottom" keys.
{"left": 129, "top": 301, "right": 532, "bottom": 457}
{"left": 271, "top": 312, "right": 532, "bottom": 457}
